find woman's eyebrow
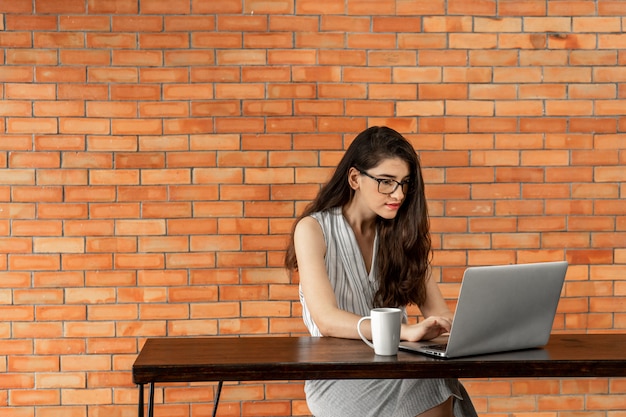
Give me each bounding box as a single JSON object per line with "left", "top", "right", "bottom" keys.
{"left": 374, "top": 172, "right": 411, "bottom": 180}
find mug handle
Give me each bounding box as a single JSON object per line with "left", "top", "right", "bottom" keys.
{"left": 357, "top": 316, "right": 374, "bottom": 349}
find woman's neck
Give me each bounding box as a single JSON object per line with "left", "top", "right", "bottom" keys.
{"left": 342, "top": 199, "right": 376, "bottom": 237}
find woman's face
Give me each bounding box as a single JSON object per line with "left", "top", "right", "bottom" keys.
{"left": 352, "top": 157, "right": 411, "bottom": 220}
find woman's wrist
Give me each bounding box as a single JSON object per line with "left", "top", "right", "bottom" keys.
{"left": 399, "top": 323, "right": 408, "bottom": 341}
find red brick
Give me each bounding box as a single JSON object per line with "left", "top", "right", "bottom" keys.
{"left": 270, "top": 16, "right": 319, "bottom": 32}
{"left": 12, "top": 186, "right": 62, "bottom": 203}
{"left": 138, "top": 235, "right": 189, "bottom": 253}
{"left": 138, "top": 0, "right": 189, "bottom": 14}
{"left": 520, "top": 50, "right": 568, "bottom": 67}
{"left": 551, "top": 1, "right": 597, "bottom": 16}
{"left": 571, "top": 50, "right": 617, "bottom": 66}
{"left": 242, "top": 99, "right": 291, "bottom": 117}
{"left": 216, "top": 49, "right": 266, "bottom": 65}
{"left": 469, "top": 85, "right": 515, "bottom": 100}
{"left": 34, "top": 32, "right": 85, "bottom": 49}
{"left": 58, "top": 15, "right": 113, "bottom": 31}
{"left": 11, "top": 220, "right": 60, "bottom": 237}
{"left": 523, "top": 185, "right": 570, "bottom": 201}
{"left": 448, "top": 0, "right": 496, "bottom": 15}
{"left": 269, "top": 49, "right": 318, "bottom": 66}
{"left": 550, "top": 33, "right": 602, "bottom": 50}
{"left": 36, "top": 67, "right": 87, "bottom": 83}
{"left": 90, "top": 68, "right": 138, "bottom": 85}
{"left": 0, "top": 31, "right": 33, "bottom": 48}
{"left": 345, "top": 0, "right": 394, "bottom": 14}
{"left": 0, "top": 1, "right": 32, "bottom": 12}
{"left": 317, "top": 50, "right": 365, "bottom": 67}
{"left": 418, "top": 118, "right": 465, "bottom": 135}
{"left": 189, "top": 0, "right": 241, "bottom": 13}
{"left": 62, "top": 254, "right": 114, "bottom": 271}
{"left": 244, "top": 33, "right": 293, "bottom": 49}
{"left": 165, "top": 50, "right": 215, "bottom": 66}
{"left": 347, "top": 33, "right": 396, "bottom": 50}
{"left": 423, "top": 16, "right": 472, "bottom": 32}
{"left": 599, "top": 34, "right": 626, "bottom": 49}
{"left": 469, "top": 50, "right": 518, "bottom": 67}
{"left": 57, "top": 83, "right": 108, "bottom": 100}
{"left": 345, "top": 100, "right": 394, "bottom": 116}
{"left": 6, "top": 49, "right": 58, "bottom": 65}
{"left": 85, "top": 237, "right": 136, "bottom": 253}
{"left": 0, "top": 305, "right": 33, "bottom": 321}
{"left": 285, "top": 66, "right": 336, "bottom": 84}
{"left": 13, "top": 322, "right": 63, "bottom": 339}
{"left": 450, "top": 33, "right": 498, "bottom": 49}
{"left": 113, "top": 50, "right": 164, "bottom": 67}
{"left": 294, "top": 0, "right": 342, "bottom": 14}
{"left": 86, "top": 32, "right": 137, "bottom": 49}
{"left": 10, "top": 388, "right": 60, "bottom": 406}
{"left": 418, "top": 50, "right": 466, "bottom": 67}
{"left": 35, "top": 135, "right": 83, "bottom": 151}
{"left": 140, "top": 68, "right": 188, "bottom": 84}
{"left": 370, "top": 84, "right": 417, "bottom": 99}
{"left": 445, "top": 68, "right": 493, "bottom": 83}
{"left": 59, "top": 50, "right": 110, "bottom": 66}
{"left": 242, "top": 67, "right": 291, "bottom": 84}
{"left": 190, "top": 101, "right": 238, "bottom": 118}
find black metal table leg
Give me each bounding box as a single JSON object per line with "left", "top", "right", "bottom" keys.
{"left": 139, "top": 380, "right": 221, "bottom": 417}
{"left": 148, "top": 382, "right": 155, "bottom": 417}
{"left": 138, "top": 384, "right": 144, "bottom": 417}
{"left": 212, "top": 381, "right": 223, "bottom": 417}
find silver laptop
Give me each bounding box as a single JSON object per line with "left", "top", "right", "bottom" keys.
{"left": 399, "top": 261, "right": 568, "bottom": 359}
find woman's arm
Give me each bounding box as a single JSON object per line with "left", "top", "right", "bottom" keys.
{"left": 296, "top": 216, "right": 451, "bottom": 342}
{"left": 295, "top": 216, "right": 372, "bottom": 340}
{"left": 419, "top": 271, "right": 454, "bottom": 321}
{"left": 400, "top": 273, "right": 454, "bottom": 342}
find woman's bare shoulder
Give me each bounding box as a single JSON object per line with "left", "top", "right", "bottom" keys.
{"left": 295, "top": 215, "right": 323, "bottom": 241}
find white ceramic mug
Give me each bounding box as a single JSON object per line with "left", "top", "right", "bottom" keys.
{"left": 357, "top": 307, "right": 402, "bottom": 356}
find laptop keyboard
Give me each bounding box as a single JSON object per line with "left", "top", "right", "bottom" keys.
{"left": 425, "top": 343, "right": 448, "bottom": 352}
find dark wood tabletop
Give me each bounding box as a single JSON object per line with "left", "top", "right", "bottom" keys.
{"left": 133, "top": 333, "right": 626, "bottom": 385}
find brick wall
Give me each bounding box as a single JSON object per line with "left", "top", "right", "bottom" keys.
{"left": 0, "top": 0, "right": 625, "bottom": 416}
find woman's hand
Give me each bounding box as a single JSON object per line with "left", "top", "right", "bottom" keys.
{"left": 401, "top": 316, "right": 452, "bottom": 342}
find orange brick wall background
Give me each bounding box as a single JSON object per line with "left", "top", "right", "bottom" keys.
{"left": 1, "top": 0, "right": 625, "bottom": 416}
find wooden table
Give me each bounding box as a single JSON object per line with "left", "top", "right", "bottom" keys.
{"left": 133, "top": 334, "right": 626, "bottom": 417}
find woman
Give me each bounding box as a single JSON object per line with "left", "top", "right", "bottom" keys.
{"left": 285, "top": 126, "right": 477, "bottom": 417}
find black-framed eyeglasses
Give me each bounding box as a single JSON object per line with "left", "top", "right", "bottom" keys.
{"left": 359, "top": 170, "right": 411, "bottom": 195}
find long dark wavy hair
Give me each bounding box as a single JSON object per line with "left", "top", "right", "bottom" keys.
{"left": 285, "top": 126, "right": 431, "bottom": 308}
